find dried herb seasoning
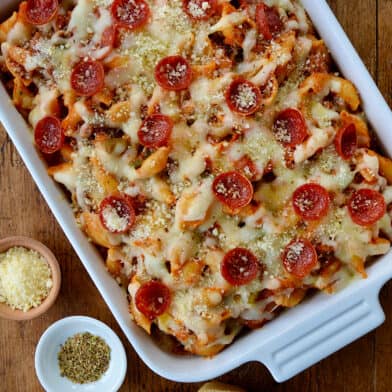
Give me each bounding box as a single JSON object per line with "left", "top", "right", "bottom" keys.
{"left": 58, "top": 332, "right": 111, "bottom": 384}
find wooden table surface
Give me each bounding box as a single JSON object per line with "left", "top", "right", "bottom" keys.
{"left": 1, "top": 1, "right": 391, "bottom": 391}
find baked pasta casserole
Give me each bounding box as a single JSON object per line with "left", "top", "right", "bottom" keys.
{"left": 1, "top": 0, "right": 392, "bottom": 355}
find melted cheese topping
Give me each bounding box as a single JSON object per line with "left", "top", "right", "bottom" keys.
{"left": 2, "top": 0, "right": 391, "bottom": 355}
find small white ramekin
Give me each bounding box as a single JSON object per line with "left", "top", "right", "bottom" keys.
{"left": 35, "top": 316, "right": 127, "bottom": 392}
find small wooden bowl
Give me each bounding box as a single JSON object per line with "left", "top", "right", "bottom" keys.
{"left": 0, "top": 236, "right": 61, "bottom": 321}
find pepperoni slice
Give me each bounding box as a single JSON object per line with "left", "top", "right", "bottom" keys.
{"left": 111, "top": 0, "right": 150, "bottom": 30}
{"left": 101, "top": 26, "right": 116, "bottom": 48}
{"left": 292, "top": 183, "right": 330, "bottom": 221}
{"left": 34, "top": 116, "right": 64, "bottom": 154}
{"left": 255, "top": 3, "right": 283, "bottom": 40}
{"left": 135, "top": 280, "right": 171, "bottom": 320}
{"left": 221, "top": 248, "right": 259, "bottom": 286}
{"left": 242, "top": 319, "right": 268, "bottom": 329}
{"left": 99, "top": 195, "right": 136, "bottom": 233}
{"left": 155, "top": 56, "right": 192, "bottom": 91}
{"left": 183, "top": 0, "right": 217, "bottom": 20}
{"left": 138, "top": 114, "right": 173, "bottom": 148}
{"left": 24, "top": 0, "right": 59, "bottom": 25}
{"left": 225, "top": 78, "right": 261, "bottom": 116}
{"left": 100, "top": 26, "right": 116, "bottom": 53}
{"left": 334, "top": 123, "right": 357, "bottom": 160}
{"left": 348, "top": 188, "right": 386, "bottom": 226}
{"left": 71, "top": 60, "right": 105, "bottom": 97}
{"left": 273, "top": 108, "right": 308, "bottom": 148}
{"left": 92, "top": 26, "right": 117, "bottom": 60}
{"left": 282, "top": 239, "right": 318, "bottom": 278}
{"left": 212, "top": 171, "right": 254, "bottom": 209}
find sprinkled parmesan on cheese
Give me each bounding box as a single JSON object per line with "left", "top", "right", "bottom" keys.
{"left": 102, "top": 204, "right": 129, "bottom": 232}
{"left": 285, "top": 241, "right": 304, "bottom": 265}
{"left": 154, "top": 0, "right": 191, "bottom": 33}
{"left": 274, "top": 119, "right": 291, "bottom": 144}
{"left": 187, "top": 0, "right": 210, "bottom": 18}
{"left": 234, "top": 83, "right": 257, "bottom": 110}
{"left": 93, "top": 0, "right": 112, "bottom": 6}
{"left": 295, "top": 194, "right": 313, "bottom": 212}
{"left": 116, "top": 0, "right": 146, "bottom": 24}
{"left": 161, "top": 62, "right": 187, "bottom": 87}
{"left": 215, "top": 181, "right": 229, "bottom": 196}
{"left": 0, "top": 247, "right": 53, "bottom": 312}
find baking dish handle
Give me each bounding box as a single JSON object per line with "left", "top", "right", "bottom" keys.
{"left": 247, "top": 285, "right": 385, "bottom": 382}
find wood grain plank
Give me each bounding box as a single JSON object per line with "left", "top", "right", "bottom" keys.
{"left": 0, "top": 1, "right": 388, "bottom": 391}
{"left": 374, "top": 1, "right": 392, "bottom": 391}
{"left": 377, "top": 0, "right": 392, "bottom": 107}
{"left": 327, "top": 0, "right": 377, "bottom": 78}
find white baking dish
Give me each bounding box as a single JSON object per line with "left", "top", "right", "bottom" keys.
{"left": 1, "top": 0, "right": 391, "bottom": 383}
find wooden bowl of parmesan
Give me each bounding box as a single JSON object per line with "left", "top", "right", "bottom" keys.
{"left": 0, "top": 236, "right": 61, "bottom": 320}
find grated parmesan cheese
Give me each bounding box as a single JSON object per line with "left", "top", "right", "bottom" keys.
{"left": 0, "top": 247, "right": 53, "bottom": 312}
{"left": 273, "top": 119, "right": 292, "bottom": 144}
{"left": 285, "top": 241, "right": 305, "bottom": 267}
{"left": 234, "top": 83, "right": 257, "bottom": 110}
{"left": 187, "top": 0, "right": 210, "bottom": 18}
{"left": 102, "top": 204, "right": 129, "bottom": 232}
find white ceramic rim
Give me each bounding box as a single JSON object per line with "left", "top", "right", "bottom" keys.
{"left": 35, "top": 316, "right": 127, "bottom": 392}
{"left": 1, "top": 0, "right": 392, "bottom": 384}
